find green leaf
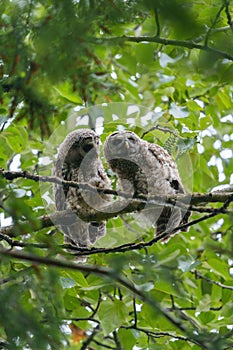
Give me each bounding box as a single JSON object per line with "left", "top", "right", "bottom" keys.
{"left": 220, "top": 64, "right": 233, "bottom": 84}
{"left": 206, "top": 259, "right": 230, "bottom": 280}
{"left": 118, "top": 328, "right": 136, "bottom": 350}
{"left": 60, "top": 277, "right": 76, "bottom": 289}
{"left": 98, "top": 300, "right": 128, "bottom": 335}
{"left": 170, "top": 103, "right": 189, "bottom": 118}
{"left": 196, "top": 294, "right": 212, "bottom": 313}
{"left": 54, "top": 82, "right": 82, "bottom": 103}
{"left": 199, "top": 115, "right": 213, "bottom": 129}
{"left": 84, "top": 275, "right": 110, "bottom": 290}
{"left": 64, "top": 271, "right": 89, "bottom": 288}
{"left": 4, "top": 125, "right": 28, "bottom": 153}
{"left": 198, "top": 311, "right": 215, "bottom": 324}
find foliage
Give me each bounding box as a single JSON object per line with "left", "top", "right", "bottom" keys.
{"left": 0, "top": 0, "right": 233, "bottom": 349}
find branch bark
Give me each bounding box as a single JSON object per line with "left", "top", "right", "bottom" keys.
{"left": 1, "top": 168, "right": 233, "bottom": 204}
{"left": 1, "top": 168, "right": 233, "bottom": 242}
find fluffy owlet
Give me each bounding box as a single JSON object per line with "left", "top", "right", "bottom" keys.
{"left": 104, "top": 130, "right": 189, "bottom": 236}
{"left": 53, "top": 129, "right": 111, "bottom": 247}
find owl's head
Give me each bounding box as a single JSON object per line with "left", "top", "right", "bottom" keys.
{"left": 104, "top": 131, "right": 141, "bottom": 161}
{"left": 61, "top": 129, "right": 100, "bottom": 165}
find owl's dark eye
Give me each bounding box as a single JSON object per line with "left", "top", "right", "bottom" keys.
{"left": 110, "top": 132, "right": 119, "bottom": 137}
{"left": 128, "top": 136, "right": 136, "bottom": 142}
{"left": 83, "top": 143, "right": 94, "bottom": 153}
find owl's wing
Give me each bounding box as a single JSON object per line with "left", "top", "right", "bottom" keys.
{"left": 53, "top": 159, "right": 108, "bottom": 248}
{"left": 146, "top": 142, "right": 189, "bottom": 235}
{"left": 147, "top": 142, "right": 185, "bottom": 194}
{"left": 63, "top": 220, "right": 104, "bottom": 247}
{"left": 53, "top": 159, "right": 79, "bottom": 244}
{"left": 86, "top": 162, "right": 110, "bottom": 244}
{"left": 53, "top": 159, "right": 69, "bottom": 211}
{"left": 89, "top": 221, "right": 106, "bottom": 244}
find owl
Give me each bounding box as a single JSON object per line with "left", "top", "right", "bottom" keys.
{"left": 104, "top": 130, "right": 189, "bottom": 236}
{"left": 53, "top": 129, "right": 111, "bottom": 247}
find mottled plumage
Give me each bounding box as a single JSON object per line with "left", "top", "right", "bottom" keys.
{"left": 104, "top": 130, "right": 188, "bottom": 236}
{"left": 53, "top": 129, "right": 111, "bottom": 247}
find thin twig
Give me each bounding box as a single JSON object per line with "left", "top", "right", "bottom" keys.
{"left": 0, "top": 201, "right": 231, "bottom": 256}
{"left": 154, "top": 9, "right": 161, "bottom": 37}
{"left": 92, "top": 339, "right": 115, "bottom": 349}
{"left": 113, "top": 331, "right": 122, "bottom": 350}
{"left": 225, "top": 0, "right": 233, "bottom": 32}
{"left": 194, "top": 271, "right": 233, "bottom": 291}
{"left": 123, "top": 325, "right": 198, "bottom": 346}
{"left": 141, "top": 125, "right": 178, "bottom": 139}
{"left": 194, "top": 25, "right": 232, "bottom": 43}
{"left": 80, "top": 325, "right": 99, "bottom": 350}
{"left": 204, "top": 3, "right": 225, "bottom": 46}
{"left": 95, "top": 35, "right": 233, "bottom": 61}
{"left": 133, "top": 297, "right": 138, "bottom": 327}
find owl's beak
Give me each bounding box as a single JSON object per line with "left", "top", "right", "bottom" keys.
{"left": 124, "top": 140, "right": 130, "bottom": 149}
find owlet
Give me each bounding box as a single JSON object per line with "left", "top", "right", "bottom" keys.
{"left": 104, "top": 130, "right": 189, "bottom": 236}
{"left": 53, "top": 129, "right": 111, "bottom": 247}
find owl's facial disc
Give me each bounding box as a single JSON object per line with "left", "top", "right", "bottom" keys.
{"left": 108, "top": 132, "right": 139, "bottom": 156}
{"left": 66, "top": 136, "right": 99, "bottom": 165}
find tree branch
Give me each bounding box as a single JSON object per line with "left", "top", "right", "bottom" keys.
{"left": 95, "top": 35, "right": 233, "bottom": 61}
{"left": 1, "top": 168, "right": 233, "bottom": 205}
{"left": 0, "top": 203, "right": 231, "bottom": 257}
{"left": 123, "top": 326, "right": 200, "bottom": 347}
{"left": 224, "top": 0, "right": 233, "bottom": 32}
{"left": 194, "top": 271, "right": 233, "bottom": 291}
{"left": 1, "top": 192, "right": 232, "bottom": 239}
{"left": 1, "top": 169, "right": 233, "bottom": 252}
{"left": 80, "top": 325, "right": 100, "bottom": 350}
{"left": 204, "top": 3, "right": 225, "bottom": 46}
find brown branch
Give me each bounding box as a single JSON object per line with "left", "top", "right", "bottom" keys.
{"left": 92, "top": 339, "right": 115, "bottom": 349}
{"left": 63, "top": 197, "right": 233, "bottom": 256}
{"left": 123, "top": 326, "right": 199, "bottom": 346}
{"left": 1, "top": 168, "right": 233, "bottom": 252}
{"left": 154, "top": 9, "right": 161, "bottom": 37}
{"left": 1, "top": 168, "right": 233, "bottom": 205}
{"left": 193, "top": 25, "right": 232, "bottom": 44}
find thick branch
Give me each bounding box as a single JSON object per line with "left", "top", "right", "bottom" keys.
{"left": 1, "top": 169, "right": 233, "bottom": 243}
{"left": 1, "top": 168, "right": 233, "bottom": 205}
